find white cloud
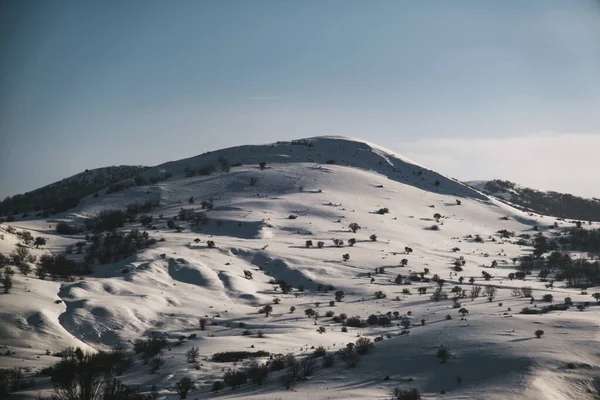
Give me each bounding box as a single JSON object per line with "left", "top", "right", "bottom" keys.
{"left": 401, "top": 133, "right": 600, "bottom": 198}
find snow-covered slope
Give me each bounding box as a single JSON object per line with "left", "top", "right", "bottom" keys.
{"left": 467, "top": 179, "right": 600, "bottom": 222}
{"left": 1, "top": 137, "right": 598, "bottom": 400}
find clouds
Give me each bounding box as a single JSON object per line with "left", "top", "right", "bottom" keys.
{"left": 402, "top": 133, "right": 600, "bottom": 198}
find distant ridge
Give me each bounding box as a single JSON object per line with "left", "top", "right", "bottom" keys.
{"left": 467, "top": 179, "right": 600, "bottom": 221}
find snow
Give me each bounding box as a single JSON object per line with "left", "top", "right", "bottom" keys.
{"left": 1, "top": 136, "right": 598, "bottom": 399}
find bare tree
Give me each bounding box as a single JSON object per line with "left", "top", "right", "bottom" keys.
{"left": 470, "top": 285, "right": 482, "bottom": 300}
{"left": 176, "top": 377, "right": 194, "bottom": 399}
{"left": 484, "top": 285, "right": 497, "bottom": 302}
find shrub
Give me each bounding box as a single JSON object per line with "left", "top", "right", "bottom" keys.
{"left": 211, "top": 351, "right": 270, "bottom": 362}
{"left": 349, "top": 222, "right": 361, "bottom": 233}
{"left": 305, "top": 240, "right": 313, "bottom": 248}
{"left": 175, "top": 377, "right": 194, "bottom": 399}
{"left": 370, "top": 234, "right": 377, "bottom": 241}
{"left": 246, "top": 360, "right": 269, "bottom": 385}
{"left": 224, "top": 369, "right": 247, "bottom": 389}
{"left": 535, "top": 330, "right": 544, "bottom": 338}
{"left": 133, "top": 337, "right": 168, "bottom": 361}
{"left": 300, "top": 357, "right": 316, "bottom": 377}
{"left": 56, "top": 222, "right": 80, "bottom": 235}
{"left": 317, "top": 241, "right": 324, "bottom": 248}
{"left": 206, "top": 240, "right": 216, "bottom": 248}
{"left": 392, "top": 388, "right": 421, "bottom": 400}
{"left": 345, "top": 316, "right": 363, "bottom": 327}
{"left": 10, "top": 245, "right": 29, "bottom": 264}
{"left": 374, "top": 291, "right": 386, "bottom": 299}
{"left": 149, "top": 356, "right": 165, "bottom": 373}
{"left": 313, "top": 346, "right": 327, "bottom": 358}
{"left": 281, "top": 370, "right": 295, "bottom": 389}
{"left": 342, "top": 253, "right": 350, "bottom": 261}
{"left": 2, "top": 269, "right": 13, "bottom": 294}
{"left": 542, "top": 294, "right": 553, "bottom": 302}
{"left": 564, "top": 297, "right": 573, "bottom": 305}
{"left": 376, "top": 208, "right": 389, "bottom": 215}
{"left": 17, "top": 263, "right": 31, "bottom": 276}
{"left": 437, "top": 346, "right": 451, "bottom": 363}
{"left": 259, "top": 304, "right": 273, "bottom": 317}
{"left": 339, "top": 346, "right": 359, "bottom": 368}
{"left": 355, "top": 337, "right": 374, "bottom": 355}
{"left": 521, "top": 287, "right": 533, "bottom": 297}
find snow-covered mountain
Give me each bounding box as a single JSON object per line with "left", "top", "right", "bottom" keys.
{"left": 0, "top": 136, "right": 598, "bottom": 400}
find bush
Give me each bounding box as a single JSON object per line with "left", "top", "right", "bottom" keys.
{"left": 520, "top": 307, "right": 539, "bottom": 315}
{"left": 300, "top": 357, "right": 316, "bottom": 377}
{"left": 246, "top": 360, "right": 269, "bottom": 385}
{"left": 535, "top": 330, "right": 544, "bottom": 338}
{"left": 150, "top": 357, "right": 164, "bottom": 373}
{"left": 392, "top": 388, "right": 421, "bottom": 400}
{"left": 38, "top": 253, "right": 91, "bottom": 280}
{"left": 17, "top": 263, "right": 31, "bottom": 275}
{"left": 211, "top": 351, "right": 270, "bottom": 363}
{"left": 176, "top": 377, "right": 194, "bottom": 399}
{"left": 224, "top": 369, "right": 247, "bottom": 389}
{"left": 281, "top": 370, "right": 295, "bottom": 389}
{"left": 355, "top": 337, "right": 374, "bottom": 355}
{"left": 437, "top": 346, "right": 451, "bottom": 363}
{"left": 349, "top": 222, "right": 361, "bottom": 233}
{"left": 521, "top": 287, "right": 533, "bottom": 297}
{"left": 370, "top": 234, "right": 377, "bottom": 241}
{"left": 376, "top": 208, "right": 389, "bottom": 215}
{"left": 542, "top": 294, "right": 553, "bottom": 302}
{"left": 133, "top": 337, "right": 168, "bottom": 361}
{"left": 339, "top": 345, "right": 359, "bottom": 368}
{"left": 2, "top": 268, "right": 13, "bottom": 293}
{"left": 374, "top": 291, "right": 386, "bottom": 299}
{"left": 85, "top": 210, "right": 128, "bottom": 233}
{"left": 56, "top": 222, "right": 80, "bottom": 235}
{"left": 345, "top": 316, "right": 363, "bottom": 327}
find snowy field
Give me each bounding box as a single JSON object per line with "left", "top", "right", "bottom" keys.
{"left": 1, "top": 137, "right": 598, "bottom": 399}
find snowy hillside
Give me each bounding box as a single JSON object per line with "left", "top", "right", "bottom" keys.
{"left": 467, "top": 179, "right": 600, "bottom": 222}
{"left": 0, "top": 137, "right": 599, "bottom": 400}
{"left": 0, "top": 166, "right": 148, "bottom": 219}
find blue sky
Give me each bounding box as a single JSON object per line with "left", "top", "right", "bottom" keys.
{"left": 1, "top": 0, "right": 600, "bottom": 198}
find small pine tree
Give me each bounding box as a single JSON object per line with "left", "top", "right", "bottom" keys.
{"left": 2, "top": 268, "right": 13, "bottom": 293}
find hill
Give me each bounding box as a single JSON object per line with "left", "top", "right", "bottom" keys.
{"left": 0, "top": 165, "right": 148, "bottom": 219}
{"left": 467, "top": 179, "right": 600, "bottom": 222}
{"left": 0, "top": 137, "right": 598, "bottom": 400}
